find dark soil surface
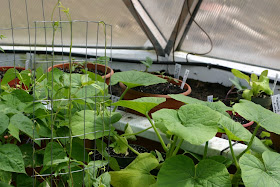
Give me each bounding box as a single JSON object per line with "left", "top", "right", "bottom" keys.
{"left": 132, "top": 82, "right": 187, "bottom": 95}
{"left": 0, "top": 71, "right": 6, "bottom": 79}
{"left": 57, "top": 67, "right": 105, "bottom": 76}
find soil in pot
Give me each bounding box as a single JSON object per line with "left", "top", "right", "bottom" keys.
{"left": 107, "top": 144, "right": 149, "bottom": 169}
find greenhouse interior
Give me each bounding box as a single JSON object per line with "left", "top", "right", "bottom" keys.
{"left": 0, "top": 0, "right": 280, "bottom": 186}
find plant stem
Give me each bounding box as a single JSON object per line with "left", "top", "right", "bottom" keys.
{"left": 172, "top": 138, "right": 184, "bottom": 156}
{"left": 121, "top": 126, "right": 152, "bottom": 137}
{"left": 237, "top": 123, "right": 260, "bottom": 160}
{"left": 166, "top": 136, "right": 178, "bottom": 158}
{"left": 227, "top": 136, "right": 239, "bottom": 168}
{"left": 146, "top": 114, "right": 168, "bottom": 152}
{"left": 203, "top": 141, "right": 208, "bottom": 159}
{"left": 112, "top": 86, "right": 129, "bottom": 112}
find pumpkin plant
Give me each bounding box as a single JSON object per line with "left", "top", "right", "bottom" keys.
{"left": 108, "top": 94, "right": 276, "bottom": 187}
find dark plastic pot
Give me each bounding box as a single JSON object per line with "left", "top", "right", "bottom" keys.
{"left": 119, "top": 75, "right": 192, "bottom": 117}
{"left": 0, "top": 66, "right": 27, "bottom": 89}
{"left": 251, "top": 96, "right": 272, "bottom": 109}
{"left": 47, "top": 63, "right": 114, "bottom": 85}
{"left": 216, "top": 111, "right": 254, "bottom": 138}
{"left": 107, "top": 144, "right": 149, "bottom": 169}
{"left": 270, "top": 132, "right": 280, "bottom": 153}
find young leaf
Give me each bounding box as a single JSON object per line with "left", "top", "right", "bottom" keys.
{"left": 109, "top": 153, "right": 159, "bottom": 187}
{"left": 233, "top": 99, "right": 280, "bottom": 134}
{"left": 112, "top": 97, "right": 166, "bottom": 115}
{"left": 110, "top": 71, "right": 167, "bottom": 88}
{"left": 124, "top": 123, "right": 136, "bottom": 141}
{"left": 0, "top": 144, "right": 26, "bottom": 173}
{"left": 231, "top": 69, "right": 250, "bottom": 83}
{"left": 157, "top": 155, "right": 231, "bottom": 187}
{"left": 240, "top": 151, "right": 280, "bottom": 187}
{"left": 0, "top": 170, "right": 12, "bottom": 184}
{"left": 17, "top": 70, "right": 31, "bottom": 88}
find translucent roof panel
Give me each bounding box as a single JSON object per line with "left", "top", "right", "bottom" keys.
{"left": 140, "top": 0, "right": 185, "bottom": 41}
{"left": 180, "top": 0, "right": 280, "bottom": 70}
{"left": 0, "top": 0, "right": 151, "bottom": 48}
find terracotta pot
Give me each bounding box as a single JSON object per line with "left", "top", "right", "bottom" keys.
{"left": 216, "top": 111, "right": 254, "bottom": 138}
{"left": 270, "top": 132, "right": 280, "bottom": 153}
{"left": 119, "top": 75, "right": 192, "bottom": 117}
{"left": 47, "top": 63, "right": 114, "bottom": 85}
{"left": 0, "top": 66, "right": 27, "bottom": 89}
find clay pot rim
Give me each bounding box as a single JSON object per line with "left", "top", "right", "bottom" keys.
{"left": 226, "top": 110, "right": 254, "bottom": 128}
{"left": 0, "top": 66, "right": 26, "bottom": 71}
{"left": 119, "top": 75, "right": 192, "bottom": 98}
{"left": 47, "top": 62, "right": 114, "bottom": 80}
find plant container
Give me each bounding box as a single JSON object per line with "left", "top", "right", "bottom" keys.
{"left": 47, "top": 63, "right": 114, "bottom": 85}
{"left": 0, "top": 66, "right": 26, "bottom": 88}
{"left": 251, "top": 96, "right": 272, "bottom": 109}
{"left": 119, "top": 75, "right": 191, "bottom": 117}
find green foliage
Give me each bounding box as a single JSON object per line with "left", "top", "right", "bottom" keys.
{"left": 157, "top": 155, "right": 231, "bottom": 187}
{"left": 0, "top": 144, "right": 25, "bottom": 173}
{"left": 113, "top": 97, "right": 166, "bottom": 115}
{"left": 0, "top": 34, "right": 5, "bottom": 53}
{"left": 111, "top": 70, "right": 167, "bottom": 89}
{"left": 140, "top": 57, "right": 153, "bottom": 72}
{"left": 109, "top": 153, "right": 159, "bottom": 187}
{"left": 240, "top": 151, "right": 280, "bottom": 187}
{"left": 231, "top": 69, "right": 273, "bottom": 100}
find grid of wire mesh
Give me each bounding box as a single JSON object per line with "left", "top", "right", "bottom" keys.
{"left": 30, "top": 20, "right": 113, "bottom": 186}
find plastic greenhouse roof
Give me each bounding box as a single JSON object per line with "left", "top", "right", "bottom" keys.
{"left": 0, "top": 0, "right": 280, "bottom": 70}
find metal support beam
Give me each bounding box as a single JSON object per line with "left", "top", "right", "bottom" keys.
{"left": 164, "top": 0, "right": 200, "bottom": 55}
{"left": 123, "top": 0, "right": 166, "bottom": 56}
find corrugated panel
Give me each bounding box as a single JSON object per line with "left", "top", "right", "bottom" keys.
{"left": 0, "top": 0, "right": 151, "bottom": 48}
{"left": 140, "top": 0, "right": 185, "bottom": 41}
{"left": 180, "top": 0, "right": 280, "bottom": 70}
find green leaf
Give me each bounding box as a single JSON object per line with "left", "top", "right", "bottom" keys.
{"left": 113, "top": 97, "right": 166, "bottom": 115}
{"left": 43, "top": 142, "right": 67, "bottom": 166}
{"left": 251, "top": 73, "right": 258, "bottom": 82}
{"left": 0, "top": 113, "right": 9, "bottom": 135}
{"left": 157, "top": 155, "right": 231, "bottom": 187}
{"left": 0, "top": 104, "right": 20, "bottom": 115}
{"left": 124, "top": 123, "right": 136, "bottom": 141}
{"left": 1, "top": 68, "right": 18, "bottom": 86}
{"left": 35, "top": 67, "right": 46, "bottom": 82}
{"left": 233, "top": 99, "right": 280, "bottom": 134}
{"left": 111, "top": 136, "right": 128, "bottom": 154}
{"left": 0, "top": 144, "right": 26, "bottom": 173}
{"left": 169, "top": 94, "right": 204, "bottom": 104}
{"left": 92, "top": 172, "right": 111, "bottom": 187}
{"left": 109, "top": 153, "right": 159, "bottom": 187}
{"left": 66, "top": 138, "right": 86, "bottom": 161}
{"left": 17, "top": 70, "right": 31, "bottom": 88}
{"left": 110, "top": 71, "right": 167, "bottom": 88}
{"left": 231, "top": 69, "right": 250, "bottom": 83}
{"left": 0, "top": 170, "right": 12, "bottom": 184}
{"left": 242, "top": 89, "right": 254, "bottom": 100}
{"left": 11, "top": 89, "right": 33, "bottom": 103}
{"left": 10, "top": 113, "right": 40, "bottom": 141}
{"left": 72, "top": 111, "right": 120, "bottom": 140}
{"left": 19, "top": 144, "right": 42, "bottom": 168}
{"left": 153, "top": 104, "right": 220, "bottom": 145}
{"left": 0, "top": 181, "right": 13, "bottom": 187}
{"left": 8, "top": 123, "right": 20, "bottom": 142}
{"left": 140, "top": 57, "right": 153, "bottom": 68}
{"left": 240, "top": 151, "right": 280, "bottom": 187}
{"left": 229, "top": 77, "right": 246, "bottom": 90}
{"left": 260, "top": 70, "right": 268, "bottom": 77}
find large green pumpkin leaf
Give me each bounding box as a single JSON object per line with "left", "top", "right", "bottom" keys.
{"left": 0, "top": 144, "right": 25, "bottom": 173}
{"left": 43, "top": 142, "right": 67, "bottom": 166}
{"left": 72, "top": 110, "right": 121, "bottom": 140}
{"left": 157, "top": 155, "right": 231, "bottom": 187}
{"left": 113, "top": 97, "right": 166, "bottom": 115}
{"left": 109, "top": 153, "right": 159, "bottom": 187}
{"left": 0, "top": 113, "right": 9, "bottom": 135}
{"left": 233, "top": 99, "right": 280, "bottom": 134}
{"left": 111, "top": 71, "right": 167, "bottom": 88}
{"left": 173, "top": 104, "right": 220, "bottom": 144}
{"left": 240, "top": 151, "right": 280, "bottom": 187}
